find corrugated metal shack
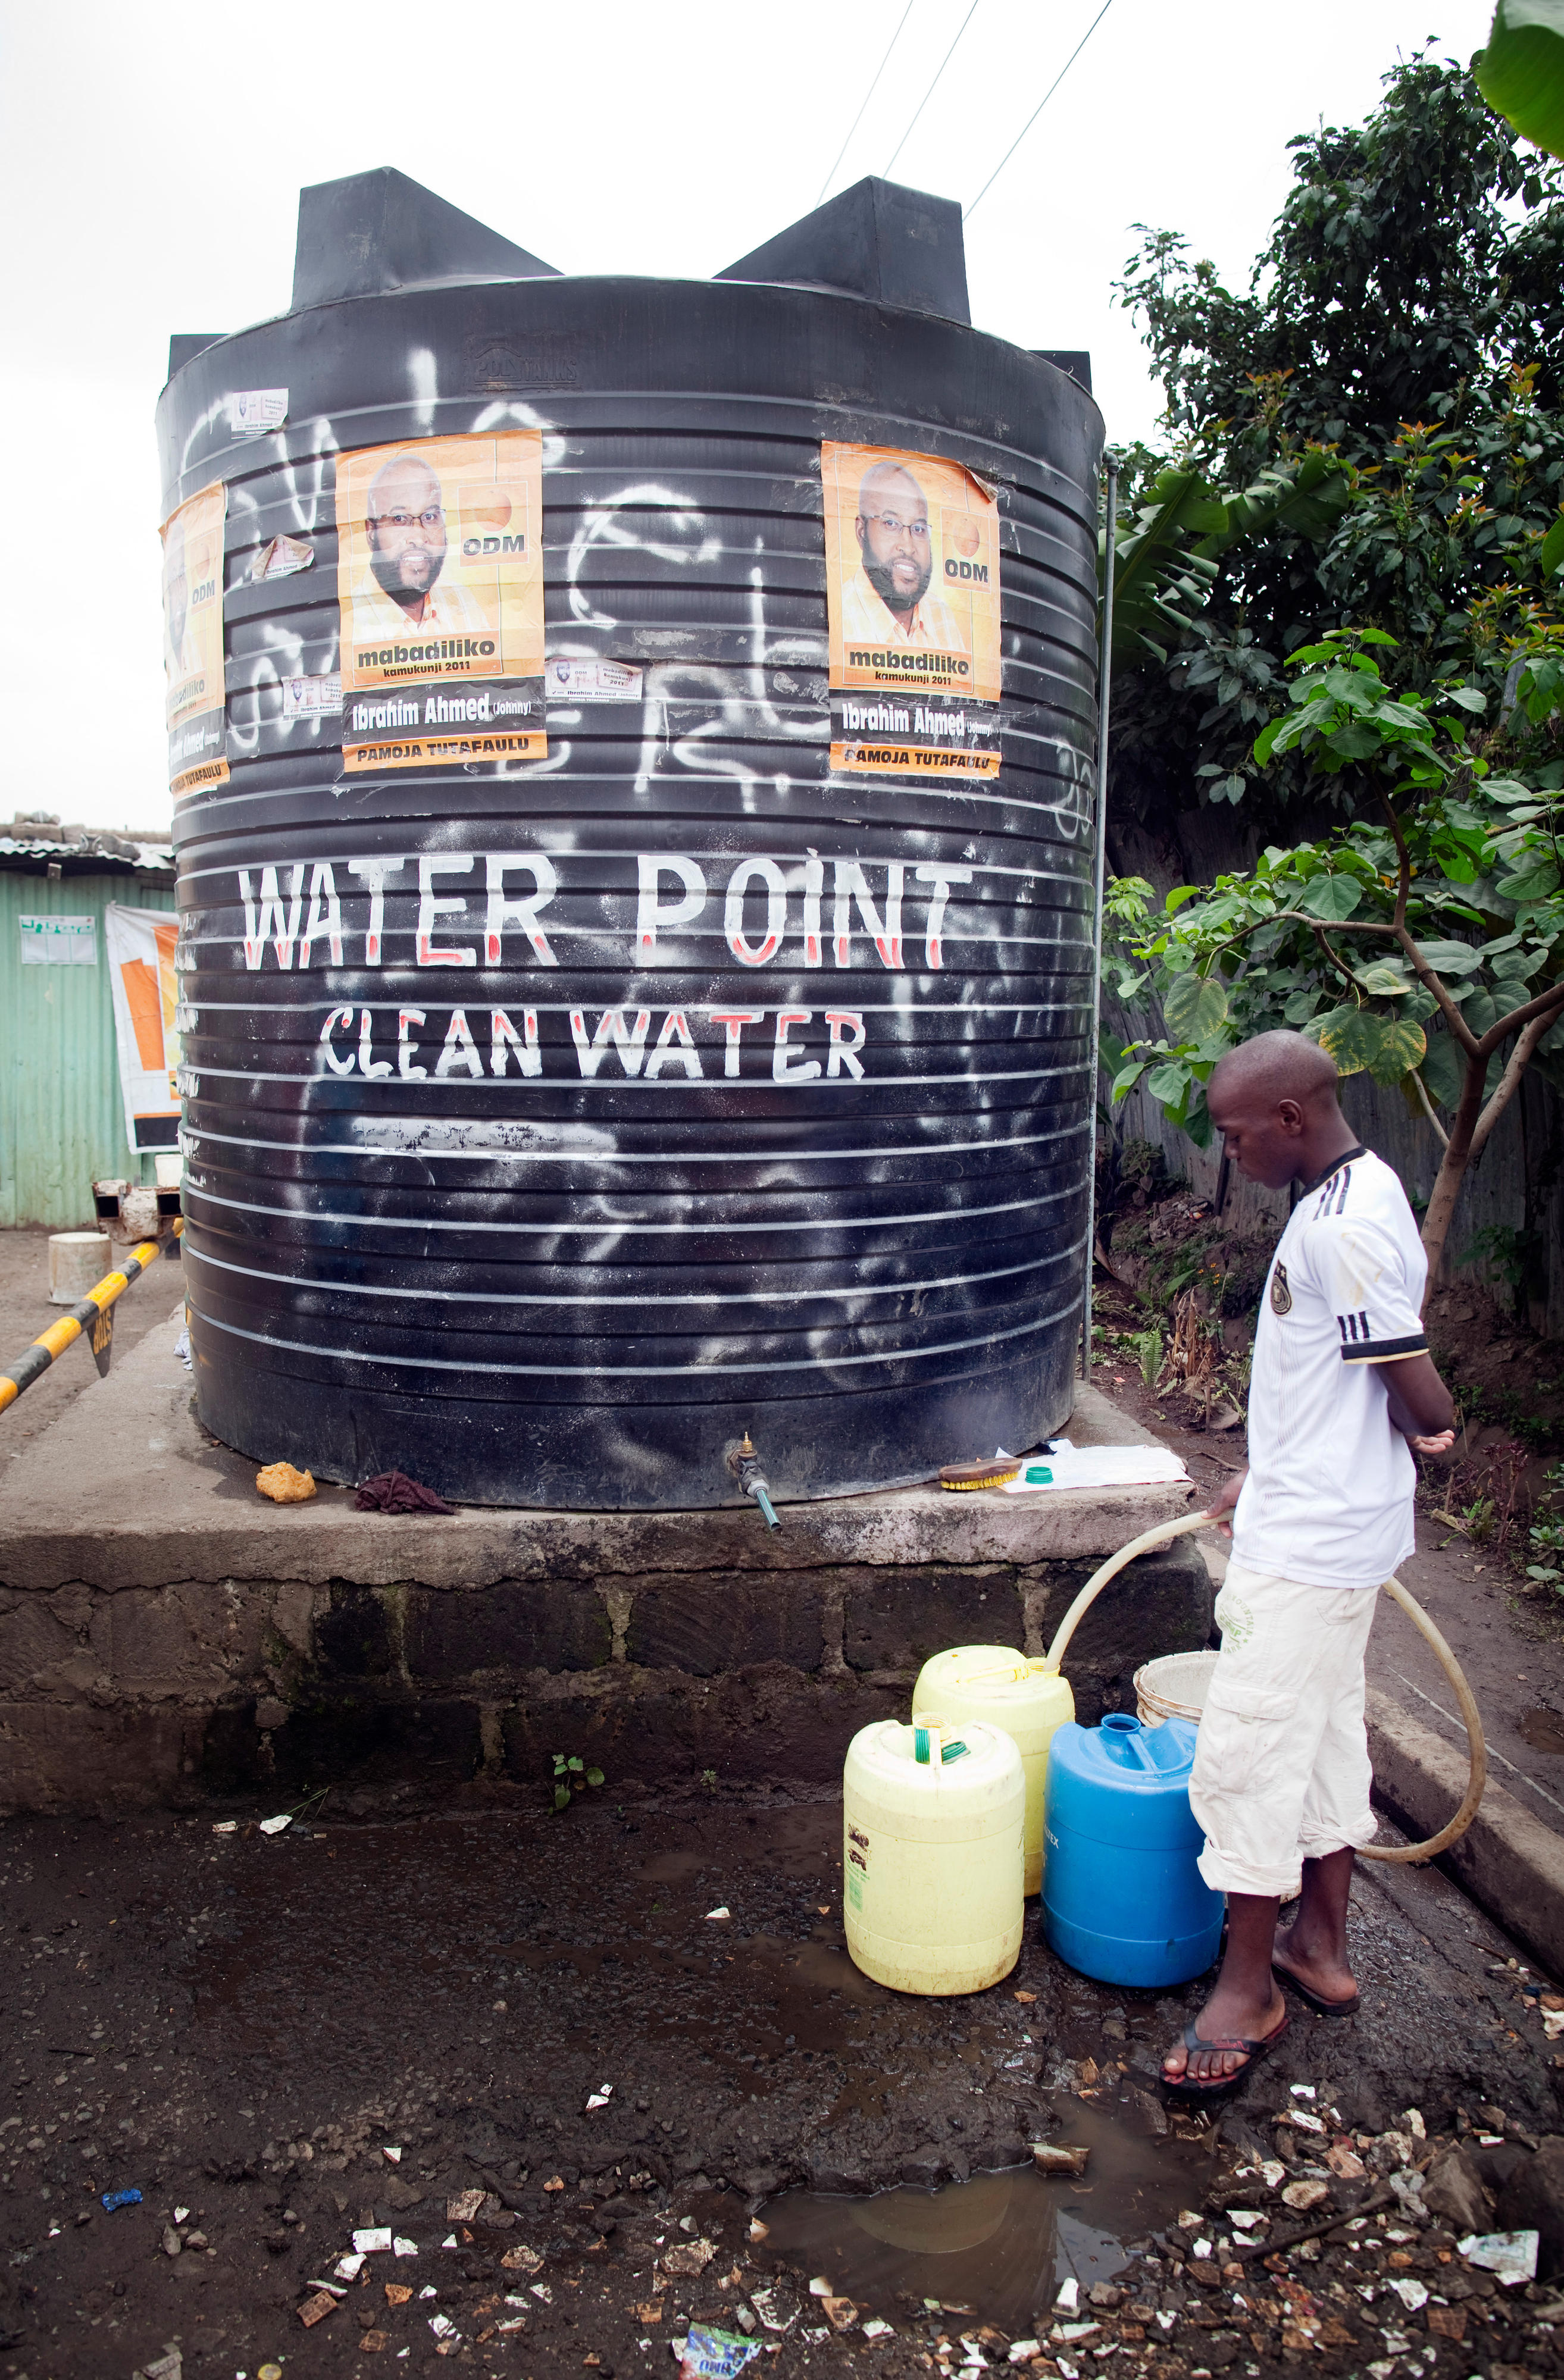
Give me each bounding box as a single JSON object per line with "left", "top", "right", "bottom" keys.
{"left": 0, "top": 816, "right": 177, "bottom": 1229}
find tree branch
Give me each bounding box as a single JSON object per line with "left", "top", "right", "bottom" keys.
{"left": 1392, "top": 923, "right": 1482, "bottom": 1055}
{"left": 1310, "top": 924, "right": 1360, "bottom": 995}
{"left": 1476, "top": 978, "right": 1564, "bottom": 1060}
{"left": 1410, "top": 1066, "right": 1450, "bottom": 1147}
{"left": 1471, "top": 1005, "right": 1560, "bottom": 1163}
{"left": 1378, "top": 793, "right": 1412, "bottom": 930}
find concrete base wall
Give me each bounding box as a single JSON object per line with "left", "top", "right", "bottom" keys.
{"left": 0, "top": 1305, "right": 1214, "bottom": 1815}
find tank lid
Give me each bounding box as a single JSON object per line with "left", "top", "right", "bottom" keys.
{"left": 716, "top": 176, "right": 969, "bottom": 325}
{"left": 290, "top": 167, "right": 561, "bottom": 311}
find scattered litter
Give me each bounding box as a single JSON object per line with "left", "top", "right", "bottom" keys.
{"left": 543, "top": 2175, "right": 565, "bottom": 2193}
{"left": 747, "top": 2288, "right": 791, "bottom": 2332}
{"left": 820, "top": 2297, "right": 858, "bottom": 2334}
{"left": 586, "top": 2084, "right": 614, "bottom": 2111}
{"left": 861, "top": 2318, "right": 893, "bottom": 2340}
{"left": 1004, "top": 1439, "right": 1189, "bottom": 1493}
{"left": 428, "top": 2312, "right": 459, "bottom": 2338}
{"left": 1032, "top": 2141, "right": 1090, "bottom": 2177}
{"left": 675, "top": 2323, "right": 765, "bottom": 2379}
{"left": 211, "top": 1821, "right": 237, "bottom": 1835}
{"left": 1008, "top": 2344, "right": 1041, "bottom": 2365}
{"left": 663, "top": 2237, "right": 718, "bottom": 2279}
{"left": 1290, "top": 2085, "right": 1316, "bottom": 2100}
{"left": 1459, "top": 2229, "right": 1539, "bottom": 2284}
{"left": 1228, "top": 2210, "right": 1266, "bottom": 2231}
{"left": 1281, "top": 2179, "right": 1330, "bottom": 2212}
{"left": 1388, "top": 2276, "right": 1429, "bottom": 2312}
{"left": 383, "top": 2145, "right": 403, "bottom": 2163}
{"left": 355, "top": 1468, "right": 455, "bottom": 1514}
{"left": 501, "top": 2244, "right": 543, "bottom": 2275}
{"left": 441, "top": 2234, "right": 458, "bottom": 2249}
{"left": 1402, "top": 2107, "right": 1427, "bottom": 2140}
{"left": 1260, "top": 2159, "right": 1287, "bottom": 2189}
{"left": 298, "top": 2290, "right": 337, "bottom": 2326}
{"left": 1013, "top": 1990, "right": 1037, "bottom": 2004}
{"left": 447, "top": 2190, "right": 488, "bottom": 2223}
{"left": 1278, "top": 2107, "right": 1325, "bottom": 2134}
{"left": 419, "top": 2285, "right": 439, "bottom": 2298}
{"left": 705, "top": 1907, "right": 731, "bottom": 1922}
{"left": 393, "top": 2236, "right": 417, "bottom": 2257}
{"left": 305, "top": 2278, "right": 346, "bottom": 2296}
{"left": 747, "top": 2221, "right": 770, "bottom": 2245}
{"left": 359, "top": 2332, "right": 389, "bottom": 2356}
{"left": 808, "top": 2278, "right": 831, "bottom": 2296}
{"left": 531, "top": 2283, "right": 554, "bottom": 2305}
{"left": 255, "top": 1461, "right": 317, "bottom": 1504}
{"left": 174, "top": 2206, "right": 190, "bottom": 2223}
{"left": 101, "top": 2188, "right": 142, "bottom": 2213}
{"left": 386, "top": 2284, "right": 413, "bottom": 2306}
{"left": 258, "top": 1814, "right": 292, "bottom": 1837}
{"left": 1055, "top": 2279, "right": 1080, "bottom": 2313}
{"left": 334, "top": 2253, "right": 365, "bottom": 2281}
{"left": 354, "top": 2227, "right": 393, "bottom": 2254}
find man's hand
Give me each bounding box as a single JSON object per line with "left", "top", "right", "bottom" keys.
{"left": 1403, "top": 1428, "right": 1456, "bottom": 1457}
{"left": 1205, "top": 1465, "right": 1247, "bottom": 1538}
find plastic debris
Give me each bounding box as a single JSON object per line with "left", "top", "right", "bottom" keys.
{"left": 747, "top": 2220, "right": 770, "bottom": 2244}
{"left": 747, "top": 2288, "right": 792, "bottom": 2332}
{"left": 1281, "top": 2179, "right": 1330, "bottom": 2213}
{"left": 1032, "top": 2142, "right": 1090, "bottom": 2177}
{"left": 820, "top": 2297, "right": 858, "bottom": 2333}
{"left": 255, "top": 1461, "right": 317, "bottom": 1504}
{"left": 447, "top": 2190, "right": 487, "bottom": 2222}
{"left": 705, "top": 1907, "right": 731, "bottom": 1922}
{"left": 531, "top": 2284, "right": 554, "bottom": 2305}
{"left": 1458, "top": 2229, "right": 1539, "bottom": 2284}
{"left": 298, "top": 2290, "right": 337, "bottom": 2326}
{"left": 586, "top": 2084, "right": 614, "bottom": 2111}
{"left": 1290, "top": 2085, "right": 1316, "bottom": 2100}
{"left": 354, "top": 2227, "right": 394, "bottom": 2254}
{"left": 101, "top": 2188, "right": 142, "bottom": 2213}
{"left": 429, "top": 2312, "right": 459, "bottom": 2338}
{"left": 1228, "top": 2210, "right": 1266, "bottom": 2231}
{"left": 675, "top": 2323, "right": 764, "bottom": 2379}
{"left": 386, "top": 2284, "right": 414, "bottom": 2306}
{"left": 1055, "top": 2279, "right": 1081, "bottom": 2314}
{"left": 258, "top": 1815, "right": 292, "bottom": 1837}
{"left": 861, "top": 2318, "right": 894, "bottom": 2339}
{"left": 383, "top": 2145, "right": 403, "bottom": 2163}
{"left": 1008, "top": 2345, "right": 1041, "bottom": 2365}
{"left": 211, "top": 1821, "right": 237, "bottom": 1835}
{"left": 174, "top": 2205, "right": 190, "bottom": 2223}
{"left": 1260, "top": 2159, "right": 1287, "bottom": 2189}
{"left": 441, "top": 2234, "right": 458, "bottom": 2249}
{"left": 419, "top": 2285, "right": 439, "bottom": 2298}
{"left": 334, "top": 2253, "right": 365, "bottom": 2281}
{"left": 662, "top": 2237, "right": 718, "bottom": 2278}
{"left": 393, "top": 2236, "right": 417, "bottom": 2257}
{"left": 501, "top": 2244, "right": 543, "bottom": 2275}
{"left": 1388, "top": 2276, "right": 1429, "bottom": 2312}
{"left": 1014, "top": 1990, "right": 1037, "bottom": 2004}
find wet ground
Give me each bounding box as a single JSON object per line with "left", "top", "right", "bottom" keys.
{"left": 4, "top": 1789, "right": 1564, "bottom": 2378}
{"left": 0, "top": 1227, "right": 179, "bottom": 1466}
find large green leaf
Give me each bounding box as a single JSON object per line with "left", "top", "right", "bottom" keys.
{"left": 1413, "top": 937, "right": 1484, "bottom": 978}
{"left": 1105, "top": 454, "right": 1352, "bottom": 666}
{"left": 1296, "top": 873, "right": 1362, "bottom": 921}
{"left": 1313, "top": 1006, "right": 1383, "bottom": 1076}
{"left": 1355, "top": 959, "right": 1413, "bottom": 995}
{"left": 1476, "top": 0, "right": 1564, "bottom": 159}
{"left": 1366, "top": 1015, "right": 1429, "bottom": 1087}
{"left": 1419, "top": 1029, "right": 1465, "bottom": 1110}
{"left": 1162, "top": 970, "right": 1230, "bottom": 1041}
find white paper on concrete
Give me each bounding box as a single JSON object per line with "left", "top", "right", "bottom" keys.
{"left": 1003, "top": 1438, "right": 1190, "bottom": 1493}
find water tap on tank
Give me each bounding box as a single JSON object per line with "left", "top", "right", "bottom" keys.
{"left": 730, "top": 1432, "right": 781, "bottom": 1531}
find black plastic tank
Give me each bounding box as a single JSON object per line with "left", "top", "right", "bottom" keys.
{"left": 158, "top": 168, "right": 1103, "bottom": 1508}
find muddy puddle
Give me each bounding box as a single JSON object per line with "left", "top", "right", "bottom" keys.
{"left": 757, "top": 2096, "right": 1216, "bottom": 2334}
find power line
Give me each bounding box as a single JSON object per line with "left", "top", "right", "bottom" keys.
{"left": 883, "top": 0, "right": 982, "bottom": 181}
{"left": 816, "top": 1, "right": 918, "bottom": 206}
{"left": 964, "top": 0, "right": 1115, "bottom": 220}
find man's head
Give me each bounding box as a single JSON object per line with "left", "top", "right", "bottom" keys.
{"left": 855, "top": 461, "right": 933, "bottom": 618}
{"left": 1206, "top": 1030, "right": 1348, "bottom": 1188}
{"left": 366, "top": 454, "right": 448, "bottom": 609}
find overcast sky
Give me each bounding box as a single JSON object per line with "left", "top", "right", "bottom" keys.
{"left": 0, "top": 0, "right": 1497, "bottom": 833}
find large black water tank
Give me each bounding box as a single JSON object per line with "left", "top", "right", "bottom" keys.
{"left": 158, "top": 171, "right": 1103, "bottom": 1509}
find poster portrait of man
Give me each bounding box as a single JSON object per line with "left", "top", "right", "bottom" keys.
{"left": 840, "top": 458, "right": 969, "bottom": 654}
{"left": 349, "top": 451, "right": 494, "bottom": 641}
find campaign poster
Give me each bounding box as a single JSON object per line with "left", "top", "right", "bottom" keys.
{"left": 105, "top": 905, "right": 181, "bottom": 1153}
{"left": 336, "top": 431, "right": 546, "bottom": 774}
{"left": 821, "top": 440, "right": 1002, "bottom": 779}
{"left": 161, "top": 481, "right": 229, "bottom": 796}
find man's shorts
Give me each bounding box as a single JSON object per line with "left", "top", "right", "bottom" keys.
{"left": 1189, "top": 1561, "right": 1380, "bottom": 1898}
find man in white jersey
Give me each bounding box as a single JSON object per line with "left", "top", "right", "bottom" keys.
{"left": 1162, "top": 1031, "right": 1454, "bottom": 2093}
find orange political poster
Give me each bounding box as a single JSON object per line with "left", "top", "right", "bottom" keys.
{"left": 335, "top": 430, "right": 546, "bottom": 774}
{"left": 822, "top": 441, "right": 1002, "bottom": 779}
{"left": 161, "top": 481, "right": 229, "bottom": 797}
{"left": 105, "top": 906, "right": 181, "bottom": 1153}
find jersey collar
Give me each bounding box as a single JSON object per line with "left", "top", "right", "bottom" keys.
{"left": 1297, "top": 1143, "right": 1367, "bottom": 1198}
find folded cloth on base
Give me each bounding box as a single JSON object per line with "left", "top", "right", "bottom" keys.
{"left": 354, "top": 1468, "right": 456, "bottom": 1514}
{"left": 1002, "top": 1438, "right": 1189, "bottom": 1492}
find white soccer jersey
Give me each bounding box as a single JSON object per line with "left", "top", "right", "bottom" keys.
{"left": 1231, "top": 1144, "right": 1429, "bottom": 1591}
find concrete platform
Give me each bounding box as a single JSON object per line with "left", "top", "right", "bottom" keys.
{"left": 0, "top": 1303, "right": 1212, "bottom": 1814}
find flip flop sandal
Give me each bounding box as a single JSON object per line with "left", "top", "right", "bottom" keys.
{"left": 1272, "top": 1961, "right": 1360, "bottom": 2018}
{"left": 1161, "top": 2011, "right": 1289, "bottom": 2097}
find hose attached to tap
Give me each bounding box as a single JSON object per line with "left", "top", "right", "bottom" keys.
{"left": 1041, "top": 1510, "right": 1486, "bottom": 1865}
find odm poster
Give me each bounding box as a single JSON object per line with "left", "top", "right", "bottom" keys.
{"left": 105, "top": 905, "right": 181, "bottom": 1153}
{"left": 161, "top": 481, "right": 229, "bottom": 796}
{"left": 821, "top": 440, "right": 1002, "bottom": 779}
{"left": 336, "top": 431, "right": 546, "bottom": 774}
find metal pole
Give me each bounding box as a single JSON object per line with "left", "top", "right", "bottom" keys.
{"left": 1080, "top": 449, "right": 1119, "bottom": 1380}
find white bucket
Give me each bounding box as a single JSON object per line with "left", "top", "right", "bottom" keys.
{"left": 1134, "top": 1649, "right": 1219, "bottom": 1728}
{"left": 48, "top": 1231, "right": 111, "bottom": 1305}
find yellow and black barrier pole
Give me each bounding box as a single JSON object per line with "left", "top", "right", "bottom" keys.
{"left": 0, "top": 1217, "right": 184, "bottom": 1415}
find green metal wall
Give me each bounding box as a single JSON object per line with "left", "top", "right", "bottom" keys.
{"left": 0, "top": 872, "right": 177, "bottom": 1229}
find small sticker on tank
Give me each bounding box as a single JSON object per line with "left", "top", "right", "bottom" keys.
{"left": 547, "top": 658, "right": 644, "bottom": 702}
{"left": 227, "top": 388, "right": 288, "bottom": 439}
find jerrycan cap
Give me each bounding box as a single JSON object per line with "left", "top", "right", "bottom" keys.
{"left": 1095, "top": 1708, "right": 1197, "bottom": 1777}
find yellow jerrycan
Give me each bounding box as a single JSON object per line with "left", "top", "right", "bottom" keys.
{"left": 842, "top": 1715, "right": 1025, "bottom": 1995}
{"left": 911, "top": 1646, "right": 1075, "bottom": 1896}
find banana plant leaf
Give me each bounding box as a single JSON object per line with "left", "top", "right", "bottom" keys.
{"left": 1477, "top": 0, "right": 1564, "bottom": 159}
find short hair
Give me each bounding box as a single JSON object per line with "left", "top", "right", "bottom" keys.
{"left": 857, "top": 461, "right": 924, "bottom": 518}
{"left": 1209, "top": 1029, "right": 1340, "bottom": 1106}
{"left": 367, "top": 453, "right": 441, "bottom": 519}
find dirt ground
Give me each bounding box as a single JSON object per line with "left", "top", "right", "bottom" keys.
{"left": 0, "top": 1229, "right": 183, "bottom": 1466}
{"left": 2, "top": 1787, "right": 1563, "bottom": 2380}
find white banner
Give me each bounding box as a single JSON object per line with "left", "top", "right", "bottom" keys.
{"left": 104, "top": 903, "right": 180, "bottom": 1154}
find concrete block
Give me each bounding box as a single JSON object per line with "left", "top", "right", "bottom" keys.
{"left": 313, "top": 1585, "right": 398, "bottom": 1678}
{"left": 1366, "top": 1686, "right": 1564, "bottom": 1976}
{"left": 0, "top": 1700, "right": 193, "bottom": 1816}
{"left": 843, "top": 1566, "right": 1021, "bottom": 1674}
{"left": 273, "top": 1691, "right": 483, "bottom": 1787}
{"left": 502, "top": 1664, "right": 902, "bottom": 1792}
{"left": 406, "top": 1580, "right": 612, "bottom": 1680}
{"left": 88, "top": 1587, "right": 212, "bottom": 1689}
{"left": 625, "top": 1573, "right": 825, "bottom": 1677}
{"left": 0, "top": 1596, "right": 83, "bottom": 1693}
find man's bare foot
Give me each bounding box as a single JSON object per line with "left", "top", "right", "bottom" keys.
{"left": 1162, "top": 1980, "right": 1287, "bottom": 2088}
{"left": 1272, "top": 1923, "right": 1359, "bottom": 2012}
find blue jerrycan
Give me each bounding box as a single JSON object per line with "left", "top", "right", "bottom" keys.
{"left": 1041, "top": 1711, "right": 1224, "bottom": 1987}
